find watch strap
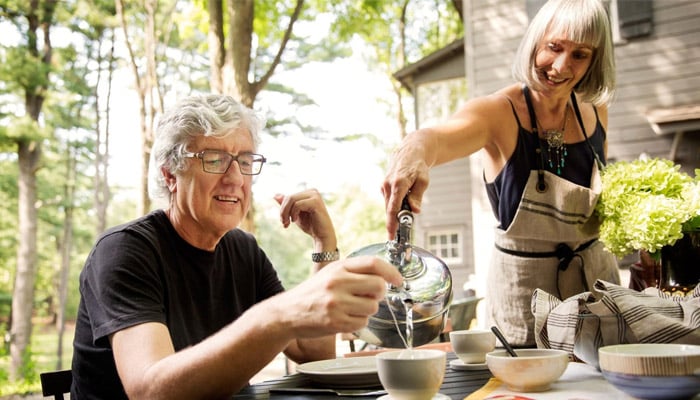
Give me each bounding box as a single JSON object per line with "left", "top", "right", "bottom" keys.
{"left": 312, "top": 248, "right": 339, "bottom": 262}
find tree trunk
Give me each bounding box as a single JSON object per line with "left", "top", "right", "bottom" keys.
{"left": 56, "top": 147, "right": 76, "bottom": 370}
{"left": 116, "top": 0, "right": 161, "bottom": 216}
{"left": 94, "top": 29, "right": 115, "bottom": 235}
{"left": 11, "top": 140, "right": 41, "bottom": 380}
{"left": 9, "top": 0, "right": 55, "bottom": 380}
{"left": 222, "top": 0, "right": 305, "bottom": 232}
{"left": 208, "top": 0, "right": 225, "bottom": 94}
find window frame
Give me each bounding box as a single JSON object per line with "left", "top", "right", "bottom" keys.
{"left": 426, "top": 230, "right": 463, "bottom": 265}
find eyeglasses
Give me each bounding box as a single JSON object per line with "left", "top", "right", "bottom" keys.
{"left": 181, "top": 150, "right": 266, "bottom": 175}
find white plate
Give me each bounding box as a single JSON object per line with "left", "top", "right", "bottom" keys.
{"left": 296, "top": 356, "right": 380, "bottom": 388}
{"left": 378, "top": 393, "right": 450, "bottom": 400}
{"left": 449, "top": 359, "right": 489, "bottom": 371}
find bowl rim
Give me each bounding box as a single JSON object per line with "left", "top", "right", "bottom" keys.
{"left": 598, "top": 344, "right": 700, "bottom": 376}
{"left": 598, "top": 343, "right": 700, "bottom": 357}
{"left": 376, "top": 348, "right": 446, "bottom": 360}
{"left": 486, "top": 348, "right": 569, "bottom": 359}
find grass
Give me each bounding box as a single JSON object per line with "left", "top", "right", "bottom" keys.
{"left": 0, "top": 318, "right": 74, "bottom": 397}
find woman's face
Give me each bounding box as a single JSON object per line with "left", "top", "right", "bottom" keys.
{"left": 534, "top": 34, "right": 594, "bottom": 96}
{"left": 168, "top": 129, "right": 255, "bottom": 248}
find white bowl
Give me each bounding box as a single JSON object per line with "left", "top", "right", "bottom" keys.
{"left": 376, "top": 349, "right": 446, "bottom": 400}
{"left": 485, "top": 349, "right": 569, "bottom": 392}
{"left": 598, "top": 344, "right": 700, "bottom": 400}
{"left": 450, "top": 329, "right": 496, "bottom": 364}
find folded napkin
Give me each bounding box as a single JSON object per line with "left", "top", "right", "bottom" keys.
{"left": 532, "top": 279, "right": 700, "bottom": 367}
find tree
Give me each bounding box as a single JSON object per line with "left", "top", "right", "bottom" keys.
{"left": 207, "top": 0, "right": 304, "bottom": 232}
{"left": 330, "top": 0, "right": 463, "bottom": 138}
{"left": 0, "top": 0, "right": 58, "bottom": 380}
{"left": 115, "top": 0, "right": 166, "bottom": 215}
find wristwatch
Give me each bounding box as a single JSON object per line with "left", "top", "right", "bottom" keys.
{"left": 311, "top": 248, "right": 340, "bottom": 262}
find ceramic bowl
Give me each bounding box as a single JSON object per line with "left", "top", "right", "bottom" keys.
{"left": 376, "top": 349, "right": 446, "bottom": 400}
{"left": 450, "top": 329, "right": 496, "bottom": 364}
{"left": 598, "top": 343, "right": 700, "bottom": 400}
{"left": 485, "top": 348, "right": 569, "bottom": 392}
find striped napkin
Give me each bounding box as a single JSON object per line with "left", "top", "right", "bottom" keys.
{"left": 532, "top": 279, "right": 700, "bottom": 367}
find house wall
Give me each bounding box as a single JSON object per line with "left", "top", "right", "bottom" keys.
{"left": 608, "top": 1, "right": 700, "bottom": 165}
{"left": 462, "top": 0, "right": 524, "bottom": 308}
{"left": 416, "top": 157, "right": 473, "bottom": 298}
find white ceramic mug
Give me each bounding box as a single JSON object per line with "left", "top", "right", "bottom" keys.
{"left": 376, "top": 349, "right": 446, "bottom": 400}
{"left": 450, "top": 329, "right": 496, "bottom": 363}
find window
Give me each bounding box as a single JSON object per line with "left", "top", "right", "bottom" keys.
{"left": 609, "top": 0, "right": 653, "bottom": 43}
{"left": 416, "top": 78, "right": 468, "bottom": 129}
{"left": 427, "top": 231, "right": 463, "bottom": 264}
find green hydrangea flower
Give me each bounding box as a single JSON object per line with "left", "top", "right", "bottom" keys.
{"left": 596, "top": 159, "right": 700, "bottom": 258}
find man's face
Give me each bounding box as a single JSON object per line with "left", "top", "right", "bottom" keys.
{"left": 169, "top": 129, "right": 255, "bottom": 246}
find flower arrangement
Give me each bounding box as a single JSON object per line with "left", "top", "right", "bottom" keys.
{"left": 595, "top": 158, "right": 700, "bottom": 259}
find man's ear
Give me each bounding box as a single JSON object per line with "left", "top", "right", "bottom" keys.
{"left": 162, "top": 167, "right": 177, "bottom": 192}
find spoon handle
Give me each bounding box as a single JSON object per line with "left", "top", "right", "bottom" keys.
{"left": 491, "top": 326, "right": 518, "bottom": 357}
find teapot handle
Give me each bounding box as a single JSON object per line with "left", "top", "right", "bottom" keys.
{"left": 395, "top": 195, "right": 414, "bottom": 252}
{"left": 401, "top": 195, "right": 412, "bottom": 213}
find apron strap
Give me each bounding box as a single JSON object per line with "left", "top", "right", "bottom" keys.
{"left": 495, "top": 238, "right": 597, "bottom": 299}
{"left": 569, "top": 92, "right": 605, "bottom": 171}
{"left": 522, "top": 85, "right": 548, "bottom": 192}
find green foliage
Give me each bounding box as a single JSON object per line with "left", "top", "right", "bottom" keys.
{"left": 255, "top": 204, "right": 312, "bottom": 289}
{"left": 329, "top": 0, "right": 463, "bottom": 69}
{"left": 0, "top": 46, "right": 52, "bottom": 96}
{"left": 596, "top": 158, "right": 700, "bottom": 258}
{"left": 326, "top": 186, "right": 386, "bottom": 255}
{"left": 0, "top": 322, "right": 74, "bottom": 395}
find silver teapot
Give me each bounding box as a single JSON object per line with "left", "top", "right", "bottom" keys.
{"left": 348, "top": 198, "right": 452, "bottom": 348}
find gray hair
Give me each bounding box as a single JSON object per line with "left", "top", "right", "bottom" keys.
{"left": 148, "top": 94, "right": 264, "bottom": 201}
{"left": 512, "top": 0, "right": 616, "bottom": 106}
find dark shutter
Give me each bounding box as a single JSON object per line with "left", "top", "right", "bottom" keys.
{"left": 526, "top": 0, "right": 548, "bottom": 20}
{"left": 617, "top": 0, "right": 653, "bottom": 39}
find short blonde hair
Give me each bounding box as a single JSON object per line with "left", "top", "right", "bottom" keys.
{"left": 512, "top": 0, "right": 616, "bottom": 106}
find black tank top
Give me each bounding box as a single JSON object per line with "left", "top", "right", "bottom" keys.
{"left": 484, "top": 87, "right": 607, "bottom": 230}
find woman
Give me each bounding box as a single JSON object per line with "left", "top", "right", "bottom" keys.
{"left": 382, "top": 0, "right": 620, "bottom": 347}
{"left": 71, "top": 94, "right": 402, "bottom": 399}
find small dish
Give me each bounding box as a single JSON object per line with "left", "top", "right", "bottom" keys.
{"left": 449, "top": 359, "right": 489, "bottom": 371}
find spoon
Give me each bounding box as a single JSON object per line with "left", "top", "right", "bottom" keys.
{"left": 491, "top": 326, "right": 518, "bottom": 357}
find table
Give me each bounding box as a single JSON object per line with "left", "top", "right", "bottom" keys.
{"left": 233, "top": 352, "right": 491, "bottom": 399}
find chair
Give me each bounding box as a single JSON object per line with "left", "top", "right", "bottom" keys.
{"left": 438, "top": 296, "right": 482, "bottom": 341}
{"left": 40, "top": 369, "right": 72, "bottom": 400}
{"left": 448, "top": 296, "right": 483, "bottom": 331}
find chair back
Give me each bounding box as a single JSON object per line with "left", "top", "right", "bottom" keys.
{"left": 448, "top": 297, "right": 483, "bottom": 331}
{"left": 40, "top": 369, "right": 72, "bottom": 400}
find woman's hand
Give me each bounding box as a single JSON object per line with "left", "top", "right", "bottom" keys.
{"left": 382, "top": 136, "right": 432, "bottom": 239}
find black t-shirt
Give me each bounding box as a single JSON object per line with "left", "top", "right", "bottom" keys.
{"left": 70, "top": 210, "right": 284, "bottom": 399}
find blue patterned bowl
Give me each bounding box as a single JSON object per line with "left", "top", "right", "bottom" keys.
{"left": 599, "top": 344, "right": 700, "bottom": 400}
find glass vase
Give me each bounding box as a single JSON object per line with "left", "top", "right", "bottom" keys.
{"left": 659, "top": 230, "right": 700, "bottom": 296}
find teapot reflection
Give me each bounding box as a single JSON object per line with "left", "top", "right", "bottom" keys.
{"left": 348, "top": 199, "right": 452, "bottom": 348}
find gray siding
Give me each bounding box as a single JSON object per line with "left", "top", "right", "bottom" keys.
{"left": 414, "top": 146, "right": 474, "bottom": 298}
{"left": 608, "top": 1, "right": 700, "bottom": 164}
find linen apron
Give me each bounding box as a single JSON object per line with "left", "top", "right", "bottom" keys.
{"left": 486, "top": 90, "right": 620, "bottom": 347}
